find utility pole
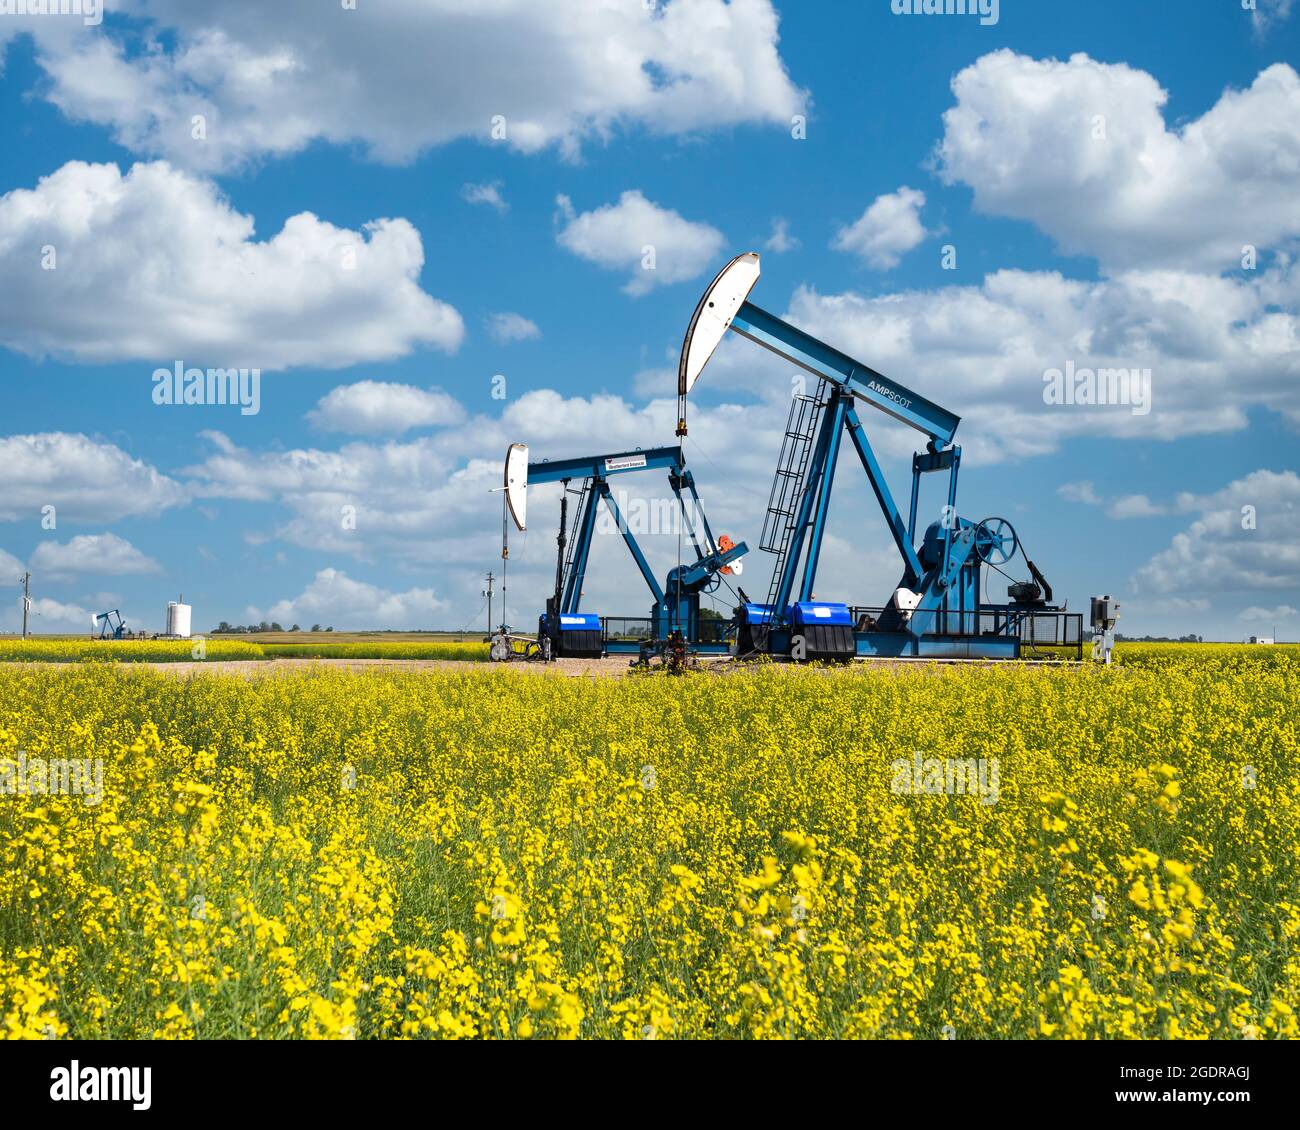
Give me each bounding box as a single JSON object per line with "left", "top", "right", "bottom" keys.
{"left": 20, "top": 571, "right": 31, "bottom": 638}
{"left": 483, "top": 572, "right": 495, "bottom": 635}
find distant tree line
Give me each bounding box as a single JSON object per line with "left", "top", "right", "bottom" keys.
{"left": 1115, "top": 633, "right": 1203, "bottom": 643}
{"left": 212, "top": 622, "right": 333, "bottom": 634}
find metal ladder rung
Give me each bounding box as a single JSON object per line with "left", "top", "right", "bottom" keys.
{"left": 761, "top": 383, "right": 827, "bottom": 608}
{"left": 559, "top": 481, "right": 589, "bottom": 598}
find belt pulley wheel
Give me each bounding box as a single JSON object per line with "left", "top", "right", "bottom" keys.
{"left": 974, "top": 517, "right": 1018, "bottom": 565}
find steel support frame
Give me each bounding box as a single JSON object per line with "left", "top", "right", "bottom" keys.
{"left": 554, "top": 462, "right": 746, "bottom": 648}
{"left": 770, "top": 391, "right": 843, "bottom": 614}
{"left": 561, "top": 480, "right": 666, "bottom": 614}
{"left": 730, "top": 302, "right": 960, "bottom": 445}
{"left": 725, "top": 298, "right": 970, "bottom": 644}
{"left": 560, "top": 483, "right": 601, "bottom": 613}
{"left": 669, "top": 469, "right": 714, "bottom": 561}
{"left": 769, "top": 393, "right": 931, "bottom": 622}
{"left": 763, "top": 394, "right": 983, "bottom": 653}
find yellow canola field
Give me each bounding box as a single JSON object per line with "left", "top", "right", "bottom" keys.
{"left": 1, "top": 651, "right": 1297, "bottom": 1039}
{"left": 0, "top": 639, "right": 265, "bottom": 663}
{"left": 0, "top": 639, "right": 488, "bottom": 663}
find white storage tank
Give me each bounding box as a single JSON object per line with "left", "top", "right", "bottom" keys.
{"left": 166, "top": 598, "right": 192, "bottom": 639}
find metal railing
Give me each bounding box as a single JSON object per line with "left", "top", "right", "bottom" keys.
{"left": 601, "top": 607, "right": 1082, "bottom": 658}
{"left": 694, "top": 618, "right": 733, "bottom": 645}
{"left": 601, "top": 616, "right": 652, "bottom": 641}
{"left": 599, "top": 616, "right": 733, "bottom": 644}
{"left": 850, "top": 606, "right": 1084, "bottom": 659}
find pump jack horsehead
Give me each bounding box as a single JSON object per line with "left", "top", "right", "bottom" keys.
{"left": 678, "top": 252, "right": 1081, "bottom": 661}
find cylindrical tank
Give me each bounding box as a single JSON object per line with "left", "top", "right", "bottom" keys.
{"left": 166, "top": 601, "right": 192, "bottom": 638}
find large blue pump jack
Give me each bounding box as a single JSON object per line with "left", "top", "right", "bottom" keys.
{"left": 678, "top": 253, "right": 1077, "bottom": 660}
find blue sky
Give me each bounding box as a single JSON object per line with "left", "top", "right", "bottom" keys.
{"left": 0, "top": 0, "right": 1297, "bottom": 639}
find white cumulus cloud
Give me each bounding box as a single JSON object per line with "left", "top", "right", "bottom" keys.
{"left": 21, "top": 597, "right": 96, "bottom": 633}
{"left": 487, "top": 313, "right": 541, "bottom": 344}
{"left": 0, "top": 547, "right": 24, "bottom": 579}
{"left": 255, "top": 568, "right": 448, "bottom": 631}
{"left": 764, "top": 217, "right": 798, "bottom": 253}
{"left": 555, "top": 191, "right": 725, "bottom": 296}
{"left": 937, "top": 52, "right": 1300, "bottom": 271}
{"left": 1135, "top": 470, "right": 1300, "bottom": 595}
{"left": 461, "top": 181, "right": 508, "bottom": 212}
{"left": 307, "top": 381, "right": 466, "bottom": 436}
{"left": 30, "top": 533, "right": 162, "bottom": 578}
{"left": 778, "top": 260, "right": 1300, "bottom": 461}
{"left": 0, "top": 160, "right": 464, "bottom": 367}
{"left": 832, "top": 186, "right": 929, "bottom": 269}
{"left": 0, "top": 433, "right": 186, "bottom": 523}
{"left": 15, "top": 0, "right": 805, "bottom": 172}
{"left": 1107, "top": 494, "right": 1168, "bottom": 520}
{"left": 1239, "top": 604, "right": 1298, "bottom": 621}
{"left": 1058, "top": 481, "right": 1103, "bottom": 506}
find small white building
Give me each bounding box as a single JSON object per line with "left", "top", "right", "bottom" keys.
{"left": 1247, "top": 635, "right": 1275, "bottom": 645}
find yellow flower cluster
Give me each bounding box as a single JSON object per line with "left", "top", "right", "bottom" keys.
{"left": 0, "top": 638, "right": 264, "bottom": 662}
{"left": 0, "top": 638, "right": 487, "bottom": 663}
{"left": 0, "top": 647, "right": 1296, "bottom": 1039}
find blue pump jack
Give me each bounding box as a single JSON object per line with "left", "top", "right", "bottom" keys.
{"left": 678, "top": 253, "right": 1081, "bottom": 661}
{"left": 511, "top": 445, "right": 749, "bottom": 659}
{"left": 93, "top": 609, "right": 127, "bottom": 640}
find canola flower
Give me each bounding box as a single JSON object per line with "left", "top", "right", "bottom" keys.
{"left": 0, "top": 639, "right": 264, "bottom": 663}
{"left": 0, "top": 647, "right": 1297, "bottom": 1040}
{"left": 1116, "top": 641, "right": 1300, "bottom": 672}
{"left": 0, "top": 639, "right": 488, "bottom": 663}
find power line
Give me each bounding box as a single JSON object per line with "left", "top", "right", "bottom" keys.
{"left": 457, "top": 593, "right": 488, "bottom": 635}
